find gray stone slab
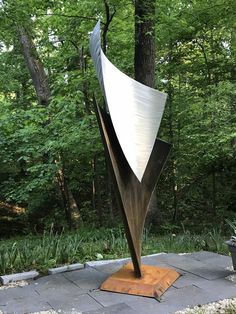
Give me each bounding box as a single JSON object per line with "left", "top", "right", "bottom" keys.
{"left": 88, "top": 254, "right": 166, "bottom": 274}
{"left": 172, "top": 273, "right": 208, "bottom": 289}
{"left": 34, "top": 273, "right": 84, "bottom": 296}
{"left": 63, "top": 268, "right": 109, "bottom": 291}
{"left": 187, "top": 266, "right": 231, "bottom": 280}
{"left": 125, "top": 293, "right": 184, "bottom": 314}
{"left": 142, "top": 252, "right": 167, "bottom": 258}
{"left": 1, "top": 252, "right": 235, "bottom": 314}
{"left": 143, "top": 260, "right": 183, "bottom": 273}
{"left": 165, "top": 254, "right": 210, "bottom": 268}
{"left": 0, "top": 296, "right": 51, "bottom": 314}
{"left": 83, "top": 303, "right": 137, "bottom": 314}
{"left": 92, "top": 253, "right": 181, "bottom": 276}
{"left": 141, "top": 255, "right": 187, "bottom": 276}
{"left": 162, "top": 284, "right": 218, "bottom": 308}
{"left": 67, "top": 263, "right": 84, "bottom": 271}
{"left": 0, "top": 284, "right": 38, "bottom": 304}
{"left": 130, "top": 303, "right": 183, "bottom": 314}
{"left": 193, "top": 278, "right": 236, "bottom": 299}
{"left": 142, "top": 252, "right": 178, "bottom": 264}
{"left": 201, "top": 255, "right": 232, "bottom": 269}
{"left": 48, "top": 263, "right": 84, "bottom": 275}
{"left": 48, "top": 265, "right": 68, "bottom": 275}
{"left": 187, "top": 251, "right": 232, "bottom": 269}
{"left": 48, "top": 293, "right": 102, "bottom": 313}
{"left": 187, "top": 251, "right": 223, "bottom": 261}
{"left": 165, "top": 254, "right": 231, "bottom": 279}
{"left": 85, "top": 258, "right": 130, "bottom": 268}
{"left": 93, "top": 287, "right": 182, "bottom": 314}
{"left": 0, "top": 270, "right": 39, "bottom": 284}
{"left": 92, "top": 260, "right": 130, "bottom": 275}
{"left": 89, "top": 290, "right": 144, "bottom": 307}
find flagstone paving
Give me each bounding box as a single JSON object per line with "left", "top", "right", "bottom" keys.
{"left": 0, "top": 251, "right": 235, "bottom": 314}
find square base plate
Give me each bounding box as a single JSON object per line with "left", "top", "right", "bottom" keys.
{"left": 100, "top": 262, "right": 180, "bottom": 298}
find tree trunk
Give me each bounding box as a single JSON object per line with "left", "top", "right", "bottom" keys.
{"left": 18, "top": 25, "right": 80, "bottom": 228}
{"left": 134, "top": 0, "right": 155, "bottom": 87}
{"left": 134, "top": 0, "right": 162, "bottom": 227}
{"left": 18, "top": 26, "right": 51, "bottom": 106}
{"left": 92, "top": 156, "right": 103, "bottom": 226}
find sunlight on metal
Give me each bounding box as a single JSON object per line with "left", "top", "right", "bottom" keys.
{"left": 89, "top": 20, "right": 167, "bottom": 182}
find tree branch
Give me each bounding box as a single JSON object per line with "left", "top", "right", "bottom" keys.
{"left": 38, "top": 13, "right": 104, "bottom": 24}
{"left": 102, "top": 0, "right": 116, "bottom": 54}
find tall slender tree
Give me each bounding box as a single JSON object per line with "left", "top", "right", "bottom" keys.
{"left": 18, "top": 22, "right": 81, "bottom": 229}
{"left": 134, "top": 0, "right": 162, "bottom": 227}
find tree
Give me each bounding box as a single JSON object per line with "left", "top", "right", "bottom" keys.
{"left": 134, "top": 0, "right": 164, "bottom": 227}
{"left": 0, "top": 0, "right": 235, "bottom": 236}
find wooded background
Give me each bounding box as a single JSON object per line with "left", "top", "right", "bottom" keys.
{"left": 0, "top": 0, "right": 235, "bottom": 237}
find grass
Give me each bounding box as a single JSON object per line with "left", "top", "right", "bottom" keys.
{"left": 0, "top": 226, "right": 229, "bottom": 275}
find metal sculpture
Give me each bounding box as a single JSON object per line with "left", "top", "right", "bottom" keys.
{"left": 90, "top": 21, "right": 179, "bottom": 297}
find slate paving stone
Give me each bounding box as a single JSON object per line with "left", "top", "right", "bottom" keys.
{"left": 164, "top": 254, "right": 231, "bottom": 279}
{"left": 0, "top": 296, "right": 52, "bottom": 314}
{"left": 166, "top": 254, "right": 212, "bottom": 268}
{"left": 162, "top": 284, "right": 218, "bottom": 308}
{"left": 88, "top": 290, "right": 181, "bottom": 314}
{"left": 125, "top": 297, "right": 183, "bottom": 314}
{"left": 187, "top": 251, "right": 222, "bottom": 260}
{"left": 201, "top": 255, "right": 232, "bottom": 269}
{"left": 92, "top": 261, "right": 127, "bottom": 275}
{"left": 89, "top": 290, "right": 144, "bottom": 307}
{"left": 47, "top": 293, "right": 102, "bottom": 313}
{"left": 82, "top": 303, "right": 137, "bottom": 314}
{"left": 93, "top": 257, "right": 172, "bottom": 275}
{"left": 93, "top": 287, "right": 182, "bottom": 314}
{"left": 33, "top": 273, "right": 84, "bottom": 296}
{"left": 85, "top": 258, "right": 130, "bottom": 268}
{"left": 186, "top": 251, "right": 232, "bottom": 269}
{"left": 172, "top": 273, "right": 206, "bottom": 289}
{"left": 140, "top": 259, "right": 173, "bottom": 268}
{"left": 63, "top": 268, "right": 109, "bottom": 291}
{"left": 193, "top": 278, "right": 236, "bottom": 299}
{"left": 0, "top": 285, "right": 39, "bottom": 304}
{"left": 142, "top": 253, "right": 178, "bottom": 264}
{"left": 1, "top": 252, "right": 235, "bottom": 314}
{"left": 186, "top": 266, "right": 231, "bottom": 280}
{"left": 141, "top": 254, "right": 186, "bottom": 275}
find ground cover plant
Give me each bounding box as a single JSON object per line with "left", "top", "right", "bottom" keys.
{"left": 175, "top": 298, "right": 236, "bottom": 314}
{"left": 0, "top": 227, "right": 229, "bottom": 275}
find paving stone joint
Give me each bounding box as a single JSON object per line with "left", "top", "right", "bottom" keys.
{"left": 0, "top": 251, "right": 235, "bottom": 314}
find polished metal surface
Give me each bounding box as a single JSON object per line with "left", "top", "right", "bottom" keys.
{"left": 89, "top": 20, "right": 105, "bottom": 94}
{"left": 90, "top": 21, "right": 167, "bottom": 182}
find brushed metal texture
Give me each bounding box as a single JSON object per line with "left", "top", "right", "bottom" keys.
{"left": 93, "top": 98, "right": 171, "bottom": 277}
{"left": 90, "top": 21, "right": 167, "bottom": 182}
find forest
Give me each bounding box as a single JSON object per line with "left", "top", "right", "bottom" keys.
{"left": 0, "top": 0, "right": 235, "bottom": 244}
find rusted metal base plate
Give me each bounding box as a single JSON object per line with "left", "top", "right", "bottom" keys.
{"left": 100, "top": 262, "right": 180, "bottom": 298}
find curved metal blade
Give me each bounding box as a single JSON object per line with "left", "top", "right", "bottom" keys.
{"left": 89, "top": 21, "right": 167, "bottom": 182}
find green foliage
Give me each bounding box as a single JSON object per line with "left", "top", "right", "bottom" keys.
{"left": 0, "top": 0, "right": 235, "bottom": 233}
{"left": 0, "top": 227, "right": 229, "bottom": 275}
{"left": 225, "top": 219, "right": 236, "bottom": 236}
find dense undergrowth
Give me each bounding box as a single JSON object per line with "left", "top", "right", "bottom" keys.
{"left": 0, "top": 226, "right": 229, "bottom": 275}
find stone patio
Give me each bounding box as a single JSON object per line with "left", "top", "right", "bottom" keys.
{"left": 0, "top": 251, "right": 235, "bottom": 314}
